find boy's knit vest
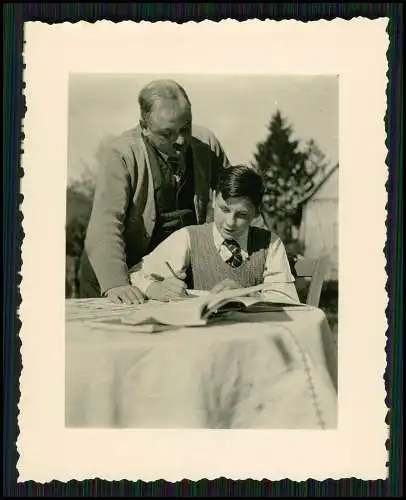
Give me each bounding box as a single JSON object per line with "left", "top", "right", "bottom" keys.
{"left": 186, "top": 223, "right": 271, "bottom": 291}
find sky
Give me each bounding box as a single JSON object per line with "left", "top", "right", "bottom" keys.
{"left": 68, "top": 74, "right": 338, "bottom": 182}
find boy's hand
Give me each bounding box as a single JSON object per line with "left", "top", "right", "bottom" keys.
{"left": 106, "top": 285, "right": 145, "bottom": 304}
{"left": 146, "top": 276, "right": 187, "bottom": 302}
{"left": 210, "top": 279, "right": 241, "bottom": 294}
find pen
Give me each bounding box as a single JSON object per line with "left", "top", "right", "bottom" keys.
{"left": 165, "top": 261, "right": 188, "bottom": 296}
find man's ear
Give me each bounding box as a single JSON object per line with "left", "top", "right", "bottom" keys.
{"left": 256, "top": 204, "right": 263, "bottom": 217}
{"left": 212, "top": 190, "right": 217, "bottom": 209}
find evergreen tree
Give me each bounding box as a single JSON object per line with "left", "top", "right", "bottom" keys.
{"left": 252, "top": 110, "right": 326, "bottom": 243}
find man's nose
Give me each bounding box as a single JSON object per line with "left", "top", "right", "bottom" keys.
{"left": 174, "top": 134, "right": 186, "bottom": 147}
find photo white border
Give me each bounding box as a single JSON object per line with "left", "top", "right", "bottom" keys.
{"left": 19, "top": 18, "right": 389, "bottom": 481}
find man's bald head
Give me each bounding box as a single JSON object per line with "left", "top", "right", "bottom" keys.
{"left": 138, "top": 79, "right": 191, "bottom": 121}
{"left": 138, "top": 80, "right": 193, "bottom": 158}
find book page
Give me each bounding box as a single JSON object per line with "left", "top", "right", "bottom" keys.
{"left": 205, "top": 283, "right": 278, "bottom": 311}
{"left": 87, "top": 318, "right": 173, "bottom": 334}
{"left": 121, "top": 295, "right": 210, "bottom": 326}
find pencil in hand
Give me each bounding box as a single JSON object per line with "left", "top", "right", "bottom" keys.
{"left": 149, "top": 274, "right": 165, "bottom": 282}
{"left": 165, "top": 261, "right": 188, "bottom": 296}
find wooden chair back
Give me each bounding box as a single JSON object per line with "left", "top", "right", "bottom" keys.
{"left": 291, "top": 255, "right": 330, "bottom": 307}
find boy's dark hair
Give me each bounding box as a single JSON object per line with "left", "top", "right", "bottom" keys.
{"left": 215, "top": 165, "right": 264, "bottom": 209}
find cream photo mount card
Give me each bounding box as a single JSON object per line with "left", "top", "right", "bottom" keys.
{"left": 19, "top": 18, "right": 389, "bottom": 482}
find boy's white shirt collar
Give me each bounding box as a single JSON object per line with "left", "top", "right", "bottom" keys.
{"left": 212, "top": 223, "right": 249, "bottom": 260}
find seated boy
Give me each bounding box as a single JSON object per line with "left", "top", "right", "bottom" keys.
{"left": 130, "top": 164, "right": 300, "bottom": 303}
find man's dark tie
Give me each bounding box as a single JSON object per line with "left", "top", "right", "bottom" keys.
{"left": 167, "top": 156, "right": 185, "bottom": 185}
{"left": 223, "top": 239, "right": 243, "bottom": 268}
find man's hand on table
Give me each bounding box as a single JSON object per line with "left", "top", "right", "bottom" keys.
{"left": 106, "top": 285, "right": 145, "bottom": 305}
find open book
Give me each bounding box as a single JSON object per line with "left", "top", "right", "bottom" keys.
{"left": 118, "top": 284, "right": 306, "bottom": 328}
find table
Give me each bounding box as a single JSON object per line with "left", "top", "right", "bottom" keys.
{"left": 65, "top": 299, "right": 338, "bottom": 429}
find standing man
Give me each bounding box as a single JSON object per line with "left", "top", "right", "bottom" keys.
{"left": 79, "top": 79, "right": 231, "bottom": 303}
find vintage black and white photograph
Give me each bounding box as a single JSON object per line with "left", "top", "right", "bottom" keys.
{"left": 19, "top": 19, "right": 388, "bottom": 481}
{"left": 65, "top": 73, "right": 339, "bottom": 429}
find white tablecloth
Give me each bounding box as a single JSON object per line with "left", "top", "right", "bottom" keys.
{"left": 65, "top": 299, "right": 338, "bottom": 429}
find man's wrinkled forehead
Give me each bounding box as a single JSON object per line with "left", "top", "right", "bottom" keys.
{"left": 147, "top": 98, "right": 191, "bottom": 130}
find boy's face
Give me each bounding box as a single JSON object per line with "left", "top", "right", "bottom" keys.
{"left": 213, "top": 192, "right": 257, "bottom": 241}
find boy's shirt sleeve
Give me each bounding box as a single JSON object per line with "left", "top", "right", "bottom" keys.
{"left": 129, "top": 228, "right": 192, "bottom": 294}
{"left": 262, "top": 233, "right": 301, "bottom": 303}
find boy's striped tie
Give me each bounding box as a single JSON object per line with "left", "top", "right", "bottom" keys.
{"left": 223, "top": 239, "right": 243, "bottom": 268}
